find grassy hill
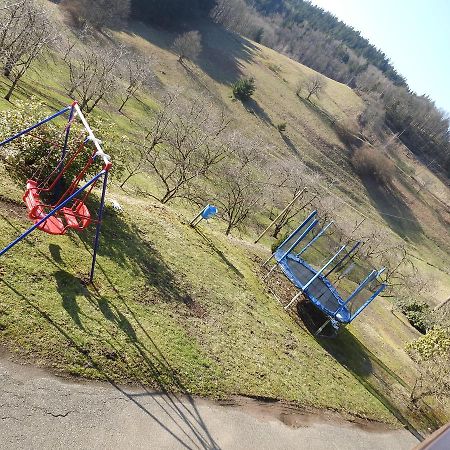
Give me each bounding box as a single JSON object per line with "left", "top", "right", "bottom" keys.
{"left": 0, "top": 3, "right": 449, "bottom": 435}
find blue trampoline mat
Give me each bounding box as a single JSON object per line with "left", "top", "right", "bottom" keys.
{"left": 274, "top": 250, "right": 351, "bottom": 323}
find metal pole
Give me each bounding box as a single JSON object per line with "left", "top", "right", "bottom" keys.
{"left": 262, "top": 210, "right": 317, "bottom": 267}
{"left": 190, "top": 206, "right": 206, "bottom": 227}
{"left": 315, "top": 317, "right": 332, "bottom": 336}
{"left": 351, "top": 284, "right": 386, "bottom": 321}
{"left": 296, "top": 221, "right": 334, "bottom": 257}
{"left": 0, "top": 106, "right": 71, "bottom": 148}
{"left": 60, "top": 103, "right": 76, "bottom": 165}
{"left": 89, "top": 171, "right": 109, "bottom": 283}
{"left": 284, "top": 290, "right": 303, "bottom": 310}
{"left": 254, "top": 188, "right": 306, "bottom": 244}
{"left": 302, "top": 245, "right": 347, "bottom": 291}
{"left": 0, "top": 170, "right": 106, "bottom": 257}
{"left": 332, "top": 267, "right": 384, "bottom": 319}
{"left": 263, "top": 219, "right": 318, "bottom": 281}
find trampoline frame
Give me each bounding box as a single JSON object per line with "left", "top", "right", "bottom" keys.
{"left": 264, "top": 210, "right": 386, "bottom": 332}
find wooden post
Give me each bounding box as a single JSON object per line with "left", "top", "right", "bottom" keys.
{"left": 254, "top": 187, "right": 306, "bottom": 244}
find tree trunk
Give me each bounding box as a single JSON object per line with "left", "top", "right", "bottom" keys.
{"left": 118, "top": 95, "right": 131, "bottom": 113}
{"left": 272, "top": 223, "right": 283, "bottom": 239}
{"left": 161, "top": 190, "right": 175, "bottom": 204}
{"left": 120, "top": 172, "right": 135, "bottom": 189}
{"left": 5, "top": 77, "right": 19, "bottom": 101}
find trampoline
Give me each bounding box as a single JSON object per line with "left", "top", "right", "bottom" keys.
{"left": 264, "top": 210, "right": 386, "bottom": 333}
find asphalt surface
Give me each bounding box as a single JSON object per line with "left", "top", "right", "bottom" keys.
{"left": 0, "top": 357, "right": 419, "bottom": 450}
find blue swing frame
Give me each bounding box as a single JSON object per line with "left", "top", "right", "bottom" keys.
{"left": 0, "top": 102, "right": 111, "bottom": 283}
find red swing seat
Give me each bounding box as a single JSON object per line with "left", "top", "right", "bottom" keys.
{"left": 23, "top": 179, "right": 91, "bottom": 235}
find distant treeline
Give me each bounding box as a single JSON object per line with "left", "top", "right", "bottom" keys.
{"left": 250, "top": 0, "right": 406, "bottom": 87}
{"left": 130, "top": 0, "right": 215, "bottom": 26}
{"left": 216, "top": 0, "right": 450, "bottom": 177}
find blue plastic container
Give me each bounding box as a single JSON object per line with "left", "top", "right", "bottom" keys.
{"left": 201, "top": 205, "right": 218, "bottom": 220}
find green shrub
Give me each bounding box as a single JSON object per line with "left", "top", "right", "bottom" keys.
{"left": 406, "top": 326, "right": 450, "bottom": 359}
{"left": 397, "top": 299, "right": 431, "bottom": 334}
{"left": 232, "top": 77, "right": 256, "bottom": 102}
{"left": 277, "top": 122, "right": 287, "bottom": 132}
{"left": 0, "top": 100, "right": 123, "bottom": 187}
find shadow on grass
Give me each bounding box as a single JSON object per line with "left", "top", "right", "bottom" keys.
{"left": 0, "top": 214, "right": 72, "bottom": 273}
{"left": 193, "top": 227, "right": 243, "bottom": 279}
{"left": 297, "top": 96, "right": 337, "bottom": 128}
{"left": 244, "top": 98, "right": 274, "bottom": 127}
{"left": 361, "top": 177, "right": 423, "bottom": 242}
{"left": 55, "top": 270, "right": 86, "bottom": 330}
{"left": 295, "top": 299, "right": 439, "bottom": 440}
{"left": 196, "top": 26, "right": 259, "bottom": 86}
{"left": 281, "top": 133, "right": 301, "bottom": 157}
{"left": 297, "top": 96, "right": 363, "bottom": 148}
{"left": 75, "top": 204, "right": 188, "bottom": 304}
{"left": 49, "top": 244, "right": 63, "bottom": 264}
{"left": 1, "top": 275, "right": 220, "bottom": 450}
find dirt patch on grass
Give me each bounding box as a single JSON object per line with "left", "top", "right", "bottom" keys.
{"left": 219, "top": 395, "right": 404, "bottom": 432}
{"left": 0, "top": 194, "right": 25, "bottom": 219}
{"left": 182, "top": 293, "right": 207, "bottom": 319}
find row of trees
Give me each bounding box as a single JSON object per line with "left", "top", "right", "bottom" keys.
{"left": 210, "top": 0, "right": 450, "bottom": 178}
{"left": 0, "top": 0, "right": 54, "bottom": 101}
{"left": 249, "top": 0, "right": 406, "bottom": 86}
{"left": 61, "top": 0, "right": 130, "bottom": 30}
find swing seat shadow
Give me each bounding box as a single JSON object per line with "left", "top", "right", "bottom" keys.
{"left": 296, "top": 299, "right": 340, "bottom": 338}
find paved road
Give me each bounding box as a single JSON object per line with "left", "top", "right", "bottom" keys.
{"left": 0, "top": 357, "right": 418, "bottom": 450}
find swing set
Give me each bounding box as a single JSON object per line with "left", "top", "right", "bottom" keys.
{"left": 0, "top": 101, "right": 112, "bottom": 282}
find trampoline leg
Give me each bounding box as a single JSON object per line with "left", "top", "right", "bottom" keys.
{"left": 262, "top": 253, "right": 275, "bottom": 268}
{"left": 315, "top": 317, "right": 332, "bottom": 336}
{"left": 285, "top": 290, "right": 303, "bottom": 310}
{"left": 262, "top": 264, "right": 277, "bottom": 281}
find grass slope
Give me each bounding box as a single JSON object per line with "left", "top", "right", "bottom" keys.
{"left": 0, "top": 6, "right": 449, "bottom": 432}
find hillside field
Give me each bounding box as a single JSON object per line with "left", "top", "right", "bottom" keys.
{"left": 0, "top": 4, "right": 449, "bottom": 436}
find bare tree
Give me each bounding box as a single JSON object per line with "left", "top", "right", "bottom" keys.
{"left": 58, "top": 36, "right": 78, "bottom": 63}
{"left": 0, "top": 0, "right": 54, "bottom": 101}
{"left": 263, "top": 160, "right": 311, "bottom": 238}
{"left": 66, "top": 44, "right": 122, "bottom": 112}
{"left": 211, "top": 0, "right": 268, "bottom": 41}
{"left": 299, "top": 74, "right": 327, "bottom": 102}
{"left": 172, "top": 31, "right": 202, "bottom": 64}
{"left": 0, "top": 0, "right": 26, "bottom": 56}
{"left": 118, "top": 53, "right": 150, "bottom": 113}
{"left": 213, "top": 165, "right": 262, "bottom": 235}
{"left": 359, "top": 93, "right": 385, "bottom": 136}
{"left": 133, "top": 96, "right": 231, "bottom": 203}
{"left": 119, "top": 95, "right": 174, "bottom": 188}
